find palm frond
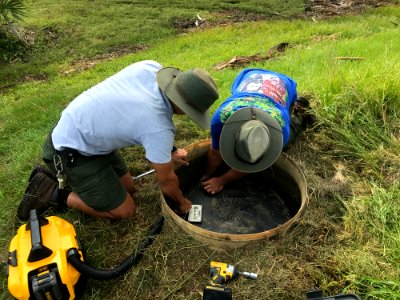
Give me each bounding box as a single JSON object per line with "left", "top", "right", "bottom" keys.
{"left": 0, "top": 0, "right": 27, "bottom": 24}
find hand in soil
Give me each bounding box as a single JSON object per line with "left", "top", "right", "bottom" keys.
{"left": 200, "top": 177, "right": 225, "bottom": 195}
{"left": 175, "top": 197, "right": 192, "bottom": 215}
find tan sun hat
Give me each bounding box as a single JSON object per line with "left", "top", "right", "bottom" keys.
{"left": 157, "top": 67, "right": 219, "bottom": 129}
{"left": 219, "top": 107, "right": 283, "bottom": 173}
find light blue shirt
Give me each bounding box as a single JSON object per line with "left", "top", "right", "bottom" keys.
{"left": 52, "top": 60, "right": 175, "bottom": 164}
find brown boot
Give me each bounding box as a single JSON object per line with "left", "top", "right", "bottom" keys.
{"left": 17, "top": 172, "right": 65, "bottom": 221}
{"left": 28, "top": 164, "right": 57, "bottom": 182}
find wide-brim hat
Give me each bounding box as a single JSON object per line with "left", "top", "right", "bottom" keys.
{"left": 157, "top": 67, "right": 219, "bottom": 129}
{"left": 220, "top": 107, "right": 283, "bottom": 173}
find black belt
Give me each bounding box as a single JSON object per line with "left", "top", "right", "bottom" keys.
{"left": 56, "top": 148, "right": 87, "bottom": 168}
{"left": 44, "top": 129, "right": 89, "bottom": 168}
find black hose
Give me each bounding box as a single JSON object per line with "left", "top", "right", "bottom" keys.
{"left": 67, "top": 216, "right": 164, "bottom": 280}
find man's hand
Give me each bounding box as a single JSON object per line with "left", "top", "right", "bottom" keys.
{"left": 171, "top": 148, "right": 189, "bottom": 166}
{"left": 178, "top": 197, "right": 192, "bottom": 214}
{"left": 200, "top": 177, "right": 225, "bottom": 195}
{"left": 201, "top": 169, "right": 248, "bottom": 195}
{"left": 152, "top": 160, "right": 192, "bottom": 214}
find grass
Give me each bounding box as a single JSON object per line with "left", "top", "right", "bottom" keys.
{"left": 0, "top": 0, "right": 305, "bottom": 89}
{"left": 1, "top": 1, "right": 400, "bottom": 299}
{"left": 337, "top": 183, "right": 400, "bottom": 298}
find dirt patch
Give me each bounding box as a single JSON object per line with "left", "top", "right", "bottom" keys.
{"left": 23, "top": 73, "right": 48, "bottom": 82}
{"left": 63, "top": 44, "right": 148, "bottom": 76}
{"left": 305, "top": 0, "right": 393, "bottom": 17}
{"left": 213, "top": 42, "right": 289, "bottom": 70}
{"left": 20, "top": 26, "right": 60, "bottom": 48}
{"left": 172, "top": 1, "right": 394, "bottom": 32}
{"left": 171, "top": 10, "right": 272, "bottom": 31}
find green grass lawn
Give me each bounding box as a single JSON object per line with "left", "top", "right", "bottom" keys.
{"left": 0, "top": 0, "right": 305, "bottom": 89}
{"left": 1, "top": 1, "right": 400, "bottom": 299}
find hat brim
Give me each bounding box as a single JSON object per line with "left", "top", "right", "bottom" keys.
{"left": 220, "top": 107, "right": 283, "bottom": 173}
{"left": 157, "top": 67, "right": 210, "bottom": 129}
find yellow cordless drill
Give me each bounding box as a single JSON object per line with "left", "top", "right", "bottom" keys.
{"left": 203, "top": 261, "right": 257, "bottom": 300}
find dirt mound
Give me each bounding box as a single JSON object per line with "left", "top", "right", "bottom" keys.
{"left": 305, "top": 0, "right": 391, "bottom": 17}
{"left": 172, "top": 1, "right": 393, "bottom": 31}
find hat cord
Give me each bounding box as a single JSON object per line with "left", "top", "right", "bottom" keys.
{"left": 250, "top": 106, "right": 257, "bottom": 119}
{"left": 224, "top": 107, "right": 258, "bottom": 127}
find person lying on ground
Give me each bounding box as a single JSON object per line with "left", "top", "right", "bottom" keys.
{"left": 17, "top": 60, "right": 219, "bottom": 221}
{"left": 200, "top": 68, "right": 313, "bottom": 195}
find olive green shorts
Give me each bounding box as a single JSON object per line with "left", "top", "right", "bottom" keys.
{"left": 42, "top": 133, "right": 128, "bottom": 212}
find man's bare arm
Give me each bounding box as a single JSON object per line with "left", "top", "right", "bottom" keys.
{"left": 201, "top": 146, "right": 223, "bottom": 180}
{"left": 152, "top": 161, "right": 192, "bottom": 214}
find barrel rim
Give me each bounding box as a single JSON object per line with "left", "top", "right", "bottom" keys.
{"left": 161, "top": 139, "right": 308, "bottom": 245}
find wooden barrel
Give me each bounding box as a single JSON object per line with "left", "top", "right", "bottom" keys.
{"left": 161, "top": 139, "right": 308, "bottom": 250}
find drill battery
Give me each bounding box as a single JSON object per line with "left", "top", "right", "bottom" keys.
{"left": 203, "top": 285, "right": 232, "bottom": 300}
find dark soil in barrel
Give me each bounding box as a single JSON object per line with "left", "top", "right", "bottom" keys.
{"left": 167, "top": 155, "right": 302, "bottom": 234}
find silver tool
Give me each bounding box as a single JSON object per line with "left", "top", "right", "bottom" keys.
{"left": 53, "top": 154, "right": 66, "bottom": 190}
{"left": 239, "top": 271, "right": 258, "bottom": 280}
{"left": 132, "top": 169, "right": 155, "bottom": 181}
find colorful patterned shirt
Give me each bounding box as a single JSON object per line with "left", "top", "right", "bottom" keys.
{"left": 210, "top": 68, "right": 297, "bottom": 149}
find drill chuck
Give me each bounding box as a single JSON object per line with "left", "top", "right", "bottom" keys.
{"left": 238, "top": 271, "right": 258, "bottom": 280}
